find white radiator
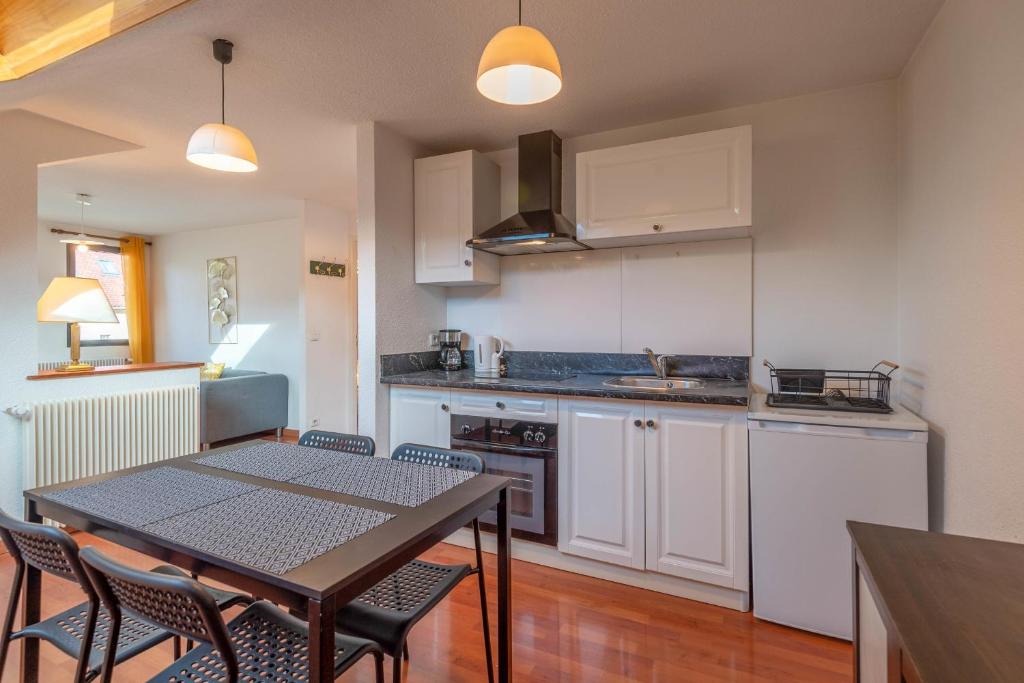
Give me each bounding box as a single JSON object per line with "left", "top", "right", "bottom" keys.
{"left": 25, "top": 385, "right": 200, "bottom": 489}
{"left": 37, "top": 357, "right": 131, "bottom": 371}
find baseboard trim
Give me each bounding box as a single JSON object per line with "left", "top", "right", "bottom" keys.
{"left": 444, "top": 528, "right": 750, "bottom": 612}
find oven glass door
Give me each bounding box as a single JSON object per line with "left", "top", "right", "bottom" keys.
{"left": 451, "top": 441, "right": 549, "bottom": 535}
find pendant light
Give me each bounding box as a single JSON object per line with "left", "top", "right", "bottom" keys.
{"left": 477, "top": 0, "right": 562, "bottom": 105}
{"left": 186, "top": 39, "right": 258, "bottom": 173}
{"left": 59, "top": 194, "right": 105, "bottom": 252}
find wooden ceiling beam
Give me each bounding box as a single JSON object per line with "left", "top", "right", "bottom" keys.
{"left": 0, "top": 0, "right": 192, "bottom": 82}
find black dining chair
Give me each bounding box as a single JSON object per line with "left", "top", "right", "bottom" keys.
{"left": 0, "top": 509, "right": 248, "bottom": 682}
{"left": 299, "top": 429, "right": 376, "bottom": 456}
{"left": 79, "top": 546, "right": 385, "bottom": 683}
{"left": 334, "top": 443, "right": 494, "bottom": 683}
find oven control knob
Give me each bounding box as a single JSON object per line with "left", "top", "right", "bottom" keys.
{"left": 461, "top": 424, "right": 472, "bottom": 435}
{"left": 523, "top": 430, "right": 535, "bottom": 442}
{"left": 533, "top": 432, "right": 547, "bottom": 444}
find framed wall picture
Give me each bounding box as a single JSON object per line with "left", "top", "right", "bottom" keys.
{"left": 207, "top": 256, "right": 238, "bottom": 344}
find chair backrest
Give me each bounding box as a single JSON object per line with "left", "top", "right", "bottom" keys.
{"left": 0, "top": 508, "right": 92, "bottom": 591}
{"left": 299, "top": 430, "right": 376, "bottom": 457}
{"left": 79, "top": 546, "right": 238, "bottom": 680}
{"left": 390, "top": 443, "right": 485, "bottom": 474}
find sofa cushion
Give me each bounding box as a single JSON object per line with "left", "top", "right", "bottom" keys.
{"left": 200, "top": 362, "right": 226, "bottom": 381}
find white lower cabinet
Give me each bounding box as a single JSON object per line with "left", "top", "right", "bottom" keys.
{"left": 389, "top": 387, "right": 452, "bottom": 450}
{"left": 644, "top": 403, "right": 748, "bottom": 588}
{"left": 559, "top": 397, "right": 748, "bottom": 590}
{"left": 557, "top": 399, "right": 646, "bottom": 569}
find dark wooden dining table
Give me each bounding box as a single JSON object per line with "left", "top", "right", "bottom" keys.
{"left": 20, "top": 440, "right": 513, "bottom": 683}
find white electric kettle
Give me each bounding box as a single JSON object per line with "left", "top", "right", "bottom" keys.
{"left": 473, "top": 335, "right": 505, "bottom": 377}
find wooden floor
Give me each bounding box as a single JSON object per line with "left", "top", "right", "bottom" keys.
{"left": 0, "top": 534, "right": 851, "bottom": 682}
{"left": 1, "top": 432, "right": 851, "bottom": 681}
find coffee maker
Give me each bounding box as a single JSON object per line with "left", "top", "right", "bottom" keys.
{"left": 438, "top": 329, "right": 463, "bottom": 371}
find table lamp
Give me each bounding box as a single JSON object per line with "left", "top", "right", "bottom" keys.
{"left": 37, "top": 277, "right": 118, "bottom": 372}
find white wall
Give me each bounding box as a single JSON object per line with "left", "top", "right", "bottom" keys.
{"left": 357, "top": 122, "right": 444, "bottom": 454}
{"left": 456, "top": 82, "right": 899, "bottom": 386}
{"left": 0, "top": 110, "right": 134, "bottom": 518}
{"left": 152, "top": 217, "right": 304, "bottom": 428}
{"left": 897, "top": 0, "right": 1024, "bottom": 541}
{"left": 302, "top": 200, "right": 357, "bottom": 433}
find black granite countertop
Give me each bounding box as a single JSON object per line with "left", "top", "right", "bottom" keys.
{"left": 379, "top": 368, "right": 749, "bottom": 406}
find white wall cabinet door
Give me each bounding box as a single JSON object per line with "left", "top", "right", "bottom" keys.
{"left": 414, "top": 150, "right": 500, "bottom": 286}
{"left": 558, "top": 398, "right": 646, "bottom": 569}
{"left": 575, "top": 125, "right": 752, "bottom": 248}
{"left": 389, "top": 387, "right": 452, "bottom": 451}
{"left": 643, "top": 404, "right": 748, "bottom": 589}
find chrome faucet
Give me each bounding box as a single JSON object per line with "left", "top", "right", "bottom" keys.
{"left": 643, "top": 347, "right": 669, "bottom": 380}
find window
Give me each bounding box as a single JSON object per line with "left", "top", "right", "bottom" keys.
{"left": 66, "top": 244, "right": 130, "bottom": 346}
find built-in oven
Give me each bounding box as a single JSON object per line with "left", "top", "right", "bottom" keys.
{"left": 450, "top": 414, "right": 557, "bottom": 546}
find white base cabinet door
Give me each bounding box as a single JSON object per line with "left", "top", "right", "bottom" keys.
{"left": 644, "top": 404, "right": 749, "bottom": 589}
{"left": 558, "top": 398, "right": 646, "bottom": 569}
{"left": 389, "top": 387, "right": 452, "bottom": 450}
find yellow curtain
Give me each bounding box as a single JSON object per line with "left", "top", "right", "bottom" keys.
{"left": 121, "top": 236, "right": 153, "bottom": 363}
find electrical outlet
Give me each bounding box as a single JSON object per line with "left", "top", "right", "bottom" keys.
{"left": 311, "top": 418, "right": 320, "bottom": 427}
{"left": 428, "top": 333, "right": 439, "bottom": 348}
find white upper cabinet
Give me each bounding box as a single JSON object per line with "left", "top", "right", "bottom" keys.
{"left": 414, "top": 150, "right": 501, "bottom": 286}
{"left": 644, "top": 404, "right": 748, "bottom": 589}
{"left": 575, "top": 125, "right": 752, "bottom": 247}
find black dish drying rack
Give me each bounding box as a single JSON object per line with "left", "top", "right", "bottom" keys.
{"left": 764, "top": 360, "right": 898, "bottom": 414}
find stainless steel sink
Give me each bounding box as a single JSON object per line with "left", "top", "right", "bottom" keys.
{"left": 603, "top": 376, "right": 706, "bottom": 392}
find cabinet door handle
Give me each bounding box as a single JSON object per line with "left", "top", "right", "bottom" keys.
{"left": 441, "top": 403, "right": 449, "bottom": 412}
{"left": 495, "top": 401, "right": 506, "bottom": 410}
{"left": 646, "top": 419, "right": 656, "bottom": 429}
{"left": 633, "top": 419, "right": 643, "bottom": 428}
{"left": 464, "top": 259, "right": 472, "bottom": 266}
{"left": 652, "top": 224, "right": 664, "bottom": 232}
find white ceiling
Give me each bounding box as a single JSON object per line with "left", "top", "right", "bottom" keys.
{"left": 0, "top": 0, "right": 943, "bottom": 234}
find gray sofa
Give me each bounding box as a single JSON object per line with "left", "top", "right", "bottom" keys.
{"left": 200, "top": 368, "right": 289, "bottom": 446}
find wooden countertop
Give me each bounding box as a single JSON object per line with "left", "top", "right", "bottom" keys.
{"left": 849, "top": 521, "right": 1024, "bottom": 682}
{"left": 27, "top": 361, "right": 203, "bottom": 381}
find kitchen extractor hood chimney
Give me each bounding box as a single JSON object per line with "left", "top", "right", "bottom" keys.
{"left": 467, "top": 130, "right": 589, "bottom": 255}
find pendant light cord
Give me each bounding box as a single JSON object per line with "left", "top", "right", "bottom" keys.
{"left": 220, "top": 61, "right": 226, "bottom": 125}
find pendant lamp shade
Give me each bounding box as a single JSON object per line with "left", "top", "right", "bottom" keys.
{"left": 477, "top": 25, "right": 562, "bottom": 105}
{"left": 186, "top": 123, "right": 258, "bottom": 173}
{"left": 186, "top": 39, "right": 258, "bottom": 173}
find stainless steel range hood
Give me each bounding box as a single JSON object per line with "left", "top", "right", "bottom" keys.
{"left": 467, "top": 130, "right": 590, "bottom": 256}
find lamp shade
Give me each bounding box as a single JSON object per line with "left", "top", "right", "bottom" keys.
{"left": 186, "top": 123, "right": 259, "bottom": 173}
{"left": 477, "top": 25, "right": 562, "bottom": 105}
{"left": 38, "top": 277, "right": 118, "bottom": 323}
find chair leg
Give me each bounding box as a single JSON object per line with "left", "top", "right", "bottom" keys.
{"left": 0, "top": 561, "right": 25, "bottom": 679}
{"left": 473, "top": 519, "right": 495, "bottom": 683}
{"left": 392, "top": 652, "right": 403, "bottom": 683}
{"left": 373, "top": 651, "right": 385, "bottom": 683}
{"left": 72, "top": 598, "right": 100, "bottom": 683}
{"left": 402, "top": 641, "right": 409, "bottom": 660}
{"left": 96, "top": 610, "right": 121, "bottom": 683}
{"left": 173, "top": 635, "right": 181, "bottom": 660}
